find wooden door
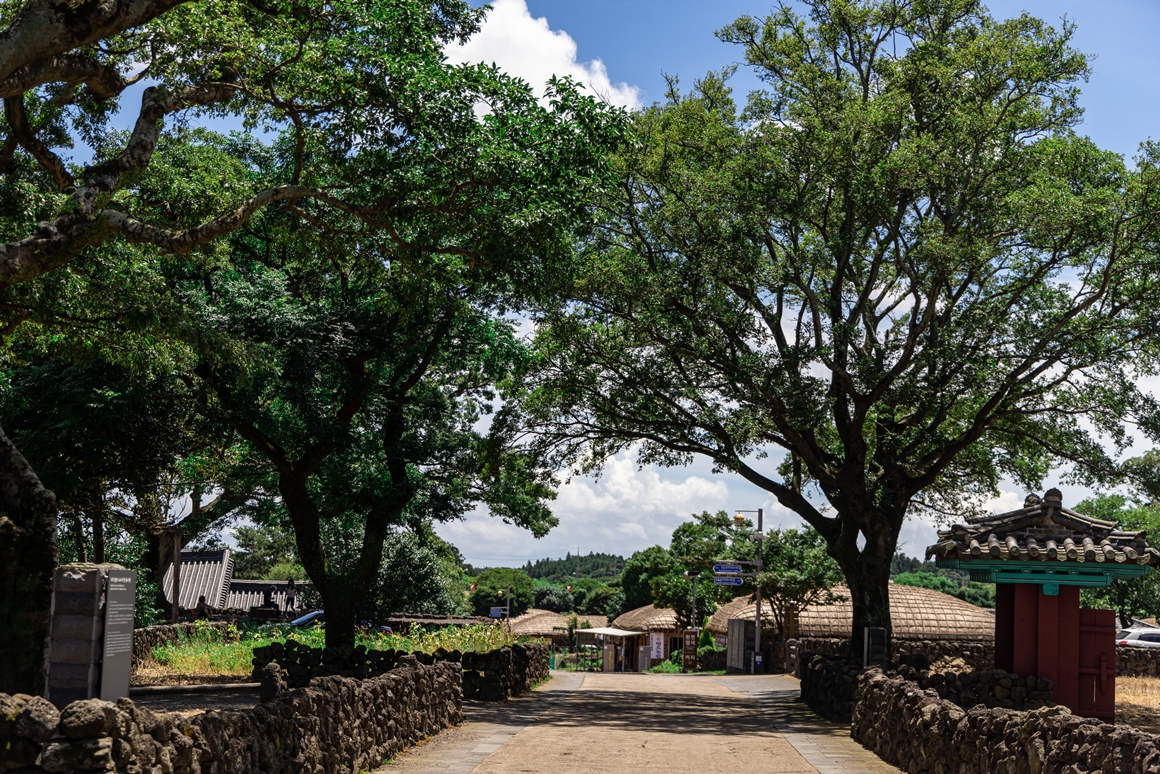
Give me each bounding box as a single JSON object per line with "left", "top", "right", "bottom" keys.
{"left": 1078, "top": 608, "right": 1116, "bottom": 721}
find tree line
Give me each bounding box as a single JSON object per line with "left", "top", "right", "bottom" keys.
{"left": 6, "top": 0, "right": 1160, "bottom": 694}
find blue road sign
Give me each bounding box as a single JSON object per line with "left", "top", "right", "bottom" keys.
{"left": 489, "top": 607, "right": 505, "bottom": 618}
{"left": 713, "top": 576, "right": 744, "bottom": 586}
{"left": 713, "top": 564, "right": 743, "bottom": 575}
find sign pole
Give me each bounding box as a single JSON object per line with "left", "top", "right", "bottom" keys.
{"left": 754, "top": 508, "right": 763, "bottom": 674}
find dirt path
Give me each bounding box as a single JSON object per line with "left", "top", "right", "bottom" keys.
{"left": 383, "top": 671, "right": 899, "bottom": 774}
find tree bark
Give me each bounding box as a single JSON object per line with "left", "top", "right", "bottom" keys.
{"left": 829, "top": 516, "right": 898, "bottom": 661}
{"left": 0, "top": 422, "right": 58, "bottom": 695}
{"left": 90, "top": 505, "right": 105, "bottom": 565}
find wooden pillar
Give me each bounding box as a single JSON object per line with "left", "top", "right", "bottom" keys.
{"left": 994, "top": 584, "right": 1015, "bottom": 672}
{"left": 1012, "top": 584, "right": 1040, "bottom": 677}
{"left": 1036, "top": 588, "right": 1058, "bottom": 680}
{"left": 1054, "top": 586, "right": 1080, "bottom": 713}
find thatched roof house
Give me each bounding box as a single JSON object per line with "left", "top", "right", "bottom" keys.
{"left": 613, "top": 604, "right": 680, "bottom": 632}
{"left": 508, "top": 608, "right": 609, "bottom": 643}
{"left": 705, "top": 583, "right": 994, "bottom": 642}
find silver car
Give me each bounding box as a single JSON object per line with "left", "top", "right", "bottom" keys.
{"left": 1117, "top": 629, "right": 1160, "bottom": 648}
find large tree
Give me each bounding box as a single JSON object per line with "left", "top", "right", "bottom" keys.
{"left": 0, "top": 0, "right": 621, "bottom": 689}
{"left": 520, "top": 0, "right": 1160, "bottom": 655}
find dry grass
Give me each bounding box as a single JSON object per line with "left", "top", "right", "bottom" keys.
{"left": 1118, "top": 677, "right": 1160, "bottom": 734}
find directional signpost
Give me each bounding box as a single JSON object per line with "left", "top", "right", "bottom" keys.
{"left": 713, "top": 576, "right": 743, "bottom": 586}
{"left": 489, "top": 607, "right": 505, "bottom": 618}
{"left": 713, "top": 564, "right": 742, "bottom": 575}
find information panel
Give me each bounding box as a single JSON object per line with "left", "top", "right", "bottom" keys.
{"left": 682, "top": 629, "right": 698, "bottom": 671}
{"left": 100, "top": 569, "right": 136, "bottom": 702}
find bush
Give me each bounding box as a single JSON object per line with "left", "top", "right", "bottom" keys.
{"left": 534, "top": 584, "right": 575, "bottom": 612}
{"left": 469, "top": 568, "right": 535, "bottom": 617}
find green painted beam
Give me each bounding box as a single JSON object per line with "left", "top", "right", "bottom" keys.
{"left": 934, "top": 558, "right": 1150, "bottom": 588}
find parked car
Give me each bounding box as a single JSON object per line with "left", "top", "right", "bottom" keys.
{"left": 291, "top": 611, "right": 325, "bottom": 627}
{"left": 1117, "top": 629, "right": 1160, "bottom": 648}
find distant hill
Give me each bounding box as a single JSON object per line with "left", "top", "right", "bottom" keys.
{"left": 522, "top": 552, "right": 625, "bottom": 582}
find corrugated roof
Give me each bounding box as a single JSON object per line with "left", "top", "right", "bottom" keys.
{"left": 927, "top": 488, "right": 1160, "bottom": 566}
{"left": 508, "top": 608, "right": 608, "bottom": 637}
{"left": 612, "top": 604, "right": 680, "bottom": 632}
{"left": 705, "top": 584, "right": 995, "bottom": 642}
{"left": 162, "top": 549, "right": 233, "bottom": 609}
{"left": 225, "top": 579, "right": 299, "bottom": 611}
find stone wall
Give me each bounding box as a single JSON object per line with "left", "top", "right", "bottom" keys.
{"left": 852, "top": 667, "right": 1160, "bottom": 774}
{"left": 0, "top": 656, "right": 461, "bottom": 774}
{"left": 799, "top": 654, "right": 861, "bottom": 723}
{"left": 1117, "top": 645, "right": 1160, "bottom": 677}
{"left": 132, "top": 622, "right": 232, "bottom": 667}
{"left": 799, "top": 652, "right": 1049, "bottom": 725}
{"left": 792, "top": 637, "right": 994, "bottom": 670}
{"left": 251, "top": 640, "right": 550, "bottom": 702}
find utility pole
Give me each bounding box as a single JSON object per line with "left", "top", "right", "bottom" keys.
{"left": 754, "top": 508, "right": 764, "bottom": 674}
{"left": 727, "top": 508, "right": 764, "bottom": 674}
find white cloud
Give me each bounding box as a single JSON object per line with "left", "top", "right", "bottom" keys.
{"left": 435, "top": 450, "right": 728, "bottom": 566}
{"left": 444, "top": 0, "right": 641, "bottom": 109}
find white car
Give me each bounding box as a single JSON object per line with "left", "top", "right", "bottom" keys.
{"left": 1117, "top": 629, "right": 1160, "bottom": 648}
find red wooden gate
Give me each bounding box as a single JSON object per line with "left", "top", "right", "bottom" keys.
{"left": 1078, "top": 608, "right": 1116, "bottom": 721}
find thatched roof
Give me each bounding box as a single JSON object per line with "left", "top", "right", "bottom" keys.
{"left": 705, "top": 583, "right": 995, "bottom": 642}
{"left": 927, "top": 488, "right": 1160, "bottom": 567}
{"left": 508, "top": 608, "right": 608, "bottom": 638}
{"left": 612, "top": 604, "right": 680, "bottom": 632}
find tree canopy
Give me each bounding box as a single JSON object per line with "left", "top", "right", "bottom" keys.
{"left": 0, "top": 0, "right": 625, "bottom": 689}
{"left": 519, "top": 0, "right": 1160, "bottom": 653}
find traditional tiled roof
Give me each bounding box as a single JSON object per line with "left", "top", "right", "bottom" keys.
{"left": 508, "top": 609, "right": 608, "bottom": 638}
{"left": 612, "top": 604, "right": 680, "bottom": 632}
{"left": 705, "top": 584, "right": 995, "bottom": 642}
{"left": 162, "top": 549, "right": 233, "bottom": 609}
{"left": 926, "top": 489, "right": 1160, "bottom": 567}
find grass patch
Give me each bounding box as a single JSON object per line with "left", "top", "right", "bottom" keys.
{"left": 141, "top": 620, "right": 529, "bottom": 683}
{"left": 1118, "top": 677, "right": 1160, "bottom": 734}
{"left": 648, "top": 660, "right": 682, "bottom": 674}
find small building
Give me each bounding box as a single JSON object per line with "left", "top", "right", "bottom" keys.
{"left": 508, "top": 609, "right": 609, "bottom": 645}
{"left": 707, "top": 582, "right": 996, "bottom": 673}
{"left": 928, "top": 488, "right": 1160, "bottom": 721}
{"left": 610, "top": 605, "right": 682, "bottom": 670}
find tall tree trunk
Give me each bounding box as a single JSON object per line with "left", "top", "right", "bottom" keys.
{"left": 830, "top": 516, "right": 898, "bottom": 661}
{"left": 91, "top": 506, "right": 105, "bottom": 565}
{"left": 0, "top": 423, "right": 58, "bottom": 695}
{"left": 71, "top": 512, "right": 86, "bottom": 562}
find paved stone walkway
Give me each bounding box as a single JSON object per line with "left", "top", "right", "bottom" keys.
{"left": 722, "top": 676, "right": 900, "bottom": 774}
{"left": 380, "top": 672, "right": 899, "bottom": 774}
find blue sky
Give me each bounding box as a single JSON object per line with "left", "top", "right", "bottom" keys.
{"left": 433, "top": 0, "right": 1160, "bottom": 567}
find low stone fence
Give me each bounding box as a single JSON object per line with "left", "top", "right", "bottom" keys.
{"left": 252, "top": 640, "right": 550, "bottom": 702}
{"left": 699, "top": 649, "right": 727, "bottom": 672}
{"left": 799, "top": 652, "right": 1051, "bottom": 724}
{"left": 790, "top": 637, "right": 994, "bottom": 671}
{"left": 1118, "top": 645, "right": 1160, "bottom": 677}
{"left": 132, "top": 622, "right": 232, "bottom": 666}
{"left": 851, "top": 666, "right": 1160, "bottom": 774}
{"left": 799, "top": 654, "right": 861, "bottom": 723}
{"left": 0, "top": 655, "right": 460, "bottom": 773}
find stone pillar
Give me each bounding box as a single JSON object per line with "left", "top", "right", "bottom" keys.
{"left": 46, "top": 563, "right": 124, "bottom": 708}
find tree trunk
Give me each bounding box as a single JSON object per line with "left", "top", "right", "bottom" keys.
{"left": 71, "top": 512, "right": 86, "bottom": 562}
{"left": 0, "top": 423, "right": 58, "bottom": 695}
{"left": 321, "top": 582, "right": 359, "bottom": 653}
{"left": 91, "top": 506, "right": 105, "bottom": 564}
{"left": 830, "top": 517, "right": 898, "bottom": 661}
